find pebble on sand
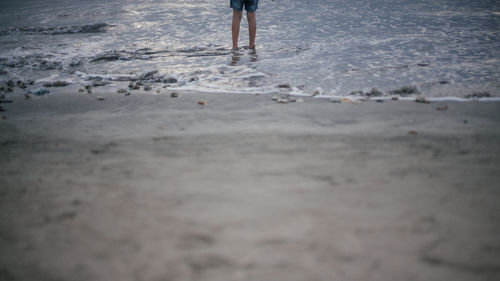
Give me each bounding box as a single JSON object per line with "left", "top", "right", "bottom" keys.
{"left": 408, "top": 130, "right": 418, "bottom": 135}
{"left": 289, "top": 97, "right": 304, "bottom": 103}
{"left": 129, "top": 82, "right": 141, "bottom": 90}
{"left": 171, "top": 92, "right": 179, "bottom": 98}
{"left": 96, "top": 96, "right": 106, "bottom": 101}
{"left": 197, "top": 101, "right": 207, "bottom": 106}
{"left": 117, "top": 89, "right": 128, "bottom": 94}
{"left": 272, "top": 95, "right": 289, "bottom": 103}
{"left": 312, "top": 87, "right": 324, "bottom": 96}
{"left": 415, "top": 97, "right": 430, "bottom": 104}
{"left": 341, "top": 97, "right": 354, "bottom": 104}
{"left": 369, "top": 88, "right": 384, "bottom": 97}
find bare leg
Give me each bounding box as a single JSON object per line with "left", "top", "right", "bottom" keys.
{"left": 247, "top": 12, "right": 256, "bottom": 49}
{"left": 232, "top": 10, "right": 243, "bottom": 49}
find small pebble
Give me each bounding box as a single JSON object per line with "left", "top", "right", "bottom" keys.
{"left": 144, "top": 85, "right": 152, "bottom": 91}
{"left": 312, "top": 87, "right": 324, "bottom": 96}
{"left": 197, "top": 101, "right": 207, "bottom": 106}
{"left": 289, "top": 97, "right": 304, "bottom": 103}
{"left": 24, "top": 94, "right": 31, "bottom": 99}
{"left": 78, "top": 88, "right": 85, "bottom": 93}
{"left": 369, "top": 88, "right": 384, "bottom": 97}
{"left": 415, "top": 97, "right": 430, "bottom": 104}
{"left": 96, "top": 96, "right": 106, "bottom": 101}
{"left": 276, "top": 98, "right": 289, "bottom": 104}
{"left": 408, "top": 130, "right": 418, "bottom": 135}
{"left": 124, "top": 92, "right": 131, "bottom": 96}
{"left": 117, "top": 89, "right": 128, "bottom": 94}
{"left": 17, "top": 81, "right": 26, "bottom": 88}
{"left": 341, "top": 97, "right": 353, "bottom": 104}
{"left": 87, "top": 89, "right": 92, "bottom": 94}
{"left": 278, "top": 83, "right": 291, "bottom": 88}
{"left": 171, "top": 92, "right": 179, "bottom": 98}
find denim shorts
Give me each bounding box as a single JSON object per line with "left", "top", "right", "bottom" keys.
{"left": 230, "top": 0, "right": 259, "bottom": 12}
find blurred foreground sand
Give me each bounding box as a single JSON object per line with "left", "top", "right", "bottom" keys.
{"left": 1, "top": 87, "right": 500, "bottom": 281}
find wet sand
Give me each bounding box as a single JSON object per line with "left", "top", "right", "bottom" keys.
{"left": 1, "top": 86, "right": 500, "bottom": 281}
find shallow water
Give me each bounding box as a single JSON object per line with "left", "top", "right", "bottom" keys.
{"left": 0, "top": 0, "right": 499, "bottom": 98}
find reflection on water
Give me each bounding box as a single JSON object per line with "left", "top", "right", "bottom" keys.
{"left": 230, "top": 51, "right": 241, "bottom": 66}
{"left": 249, "top": 48, "right": 258, "bottom": 62}
{"left": 230, "top": 48, "right": 258, "bottom": 66}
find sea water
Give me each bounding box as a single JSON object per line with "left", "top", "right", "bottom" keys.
{"left": 0, "top": 0, "right": 499, "bottom": 99}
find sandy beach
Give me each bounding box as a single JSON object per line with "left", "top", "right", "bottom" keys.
{"left": 1, "top": 85, "right": 500, "bottom": 281}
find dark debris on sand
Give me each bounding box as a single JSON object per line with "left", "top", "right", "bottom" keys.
{"left": 389, "top": 85, "right": 420, "bottom": 96}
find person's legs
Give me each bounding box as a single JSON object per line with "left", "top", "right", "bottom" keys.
{"left": 232, "top": 10, "right": 243, "bottom": 49}
{"left": 247, "top": 12, "right": 256, "bottom": 49}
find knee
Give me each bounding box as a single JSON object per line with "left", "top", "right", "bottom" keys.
{"left": 247, "top": 13, "right": 256, "bottom": 23}
{"left": 233, "top": 11, "right": 243, "bottom": 20}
